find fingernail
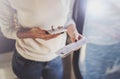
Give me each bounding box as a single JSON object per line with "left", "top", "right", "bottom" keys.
{"left": 51, "top": 25, "right": 55, "bottom": 31}
{"left": 45, "top": 31, "right": 49, "bottom": 34}
{"left": 60, "top": 32, "right": 64, "bottom": 34}
{"left": 75, "top": 39, "right": 77, "bottom": 42}
{"left": 78, "top": 36, "right": 81, "bottom": 40}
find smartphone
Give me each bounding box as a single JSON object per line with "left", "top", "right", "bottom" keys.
{"left": 56, "top": 37, "right": 87, "bottom": 58}
{"left": 47, "top": 28, "right": 67, "bottom": 34}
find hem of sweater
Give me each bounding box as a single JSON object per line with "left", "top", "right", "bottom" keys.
{"left": 16, "top": 50, "right": 59, "bottom": 62}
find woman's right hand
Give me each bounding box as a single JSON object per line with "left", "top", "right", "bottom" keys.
{"left": 17, "top": 27, "right": 61, "bottom": 40}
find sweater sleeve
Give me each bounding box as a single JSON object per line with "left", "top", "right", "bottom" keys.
{"left": 64, "top": 0, "right": 76, "bottom": 28}
{"left": 0, "top": 0, "right": 19, "bottom": 40}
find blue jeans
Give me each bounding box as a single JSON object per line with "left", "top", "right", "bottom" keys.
{"left": 80, "top": 43, "right": 120, "bottom": 79}
{"left": 12, "top": 50, "right": 63, "bottom": 79}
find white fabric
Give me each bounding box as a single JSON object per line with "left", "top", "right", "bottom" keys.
{"left": 0, "top": 0, "right": 75, "bottom": 61}
{"left": 83, "top": 0, "right": 120, "bottom": 45}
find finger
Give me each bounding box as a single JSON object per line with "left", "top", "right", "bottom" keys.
{"left": 74, "top": 33, "right": 83, "bottom": 41}
{"left": 51, "top": 25, "right": 55, "bottom": 31}
{"left": 47, "top": 33, "right": 61, "bottom": 38}
{"left": 30, "top": 27, "right": 40, "bottom": 33}
{"left": 43, "top": 33, "right": 61, "bottom": 40}
{"left": 38, "top": 30, "right": 49, "bottom": 34}
{"left": 32, "top": 28, "right": 48, "bottom": 34}
{"left": 71, "top": 37, "right": 76, "bottom": 42}
{"left": 58, "top": 26, "right": 63, "bottom": 29}
{"left": 31, "top": 27, "right": 40, "bottom": 31}
{"left": 78, "top": 35, "right": 82, "bottom": 40}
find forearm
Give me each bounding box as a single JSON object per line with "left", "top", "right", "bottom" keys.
{"left": 17, "top": 30, "right": 32, "bottom": 39}
{"left": 17, "top": 27, "right": 62, "bottom": 40}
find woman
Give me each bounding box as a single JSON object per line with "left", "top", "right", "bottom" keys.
{"left": 0, "top": 0, "right": 82, "bottom": 79}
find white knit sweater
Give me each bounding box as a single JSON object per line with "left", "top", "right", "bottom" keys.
{"left": 0, "top": 0, "right": 75, "bottom": 61}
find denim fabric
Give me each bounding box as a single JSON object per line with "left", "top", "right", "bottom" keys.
{"left": 80, "top": 43, "right": 120, "bottom": 79}
{"left": 12, "top": 50, "right": 63, "bottom": 79}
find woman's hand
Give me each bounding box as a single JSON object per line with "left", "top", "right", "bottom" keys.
{"left": 67, "top": 24, "right": 83, "bottom": 42}
{"left": 17, "top": 27, "right": 61, "bottom": 40}
{"left": 69, "top": 32, "right": 83, "bottom": 42}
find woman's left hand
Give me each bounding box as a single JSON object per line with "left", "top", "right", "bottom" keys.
{"left": 70, "top": 32, "right": 83, "bottom": 42}
{"left": 67, "top": 24, "right": 83, "bottom": 42}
